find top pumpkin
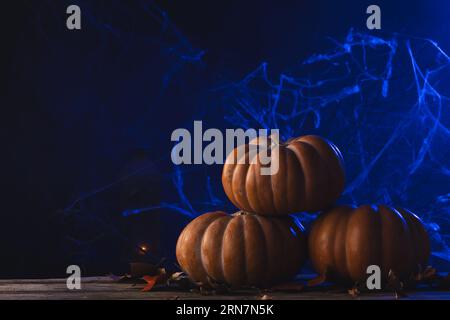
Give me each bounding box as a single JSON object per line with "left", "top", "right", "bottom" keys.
{"left": 222, "top": 135, "right": 345, "bottom": 215}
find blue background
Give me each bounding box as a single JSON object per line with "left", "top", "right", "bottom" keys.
{"left": 3, "top": 0, "right": 450, "bottom": 277}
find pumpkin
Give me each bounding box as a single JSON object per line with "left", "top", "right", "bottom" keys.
{"left": 176, "top": 211, "right": 307, "bottom": 287}
{"left": 308, "top": 205, "right": 430, "bottom": 284}
{"left": 222, "top": 135, "right": 345, "bottom": 215}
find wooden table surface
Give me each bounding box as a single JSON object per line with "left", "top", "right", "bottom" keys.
{"left": 0, "top": 277, "right": 449, "bottom": 300}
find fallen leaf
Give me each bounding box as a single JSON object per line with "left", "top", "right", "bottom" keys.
{"left": 142, "top": 275, "right": 161, "bottom": 292}
{"left": 418, "top": 266, "right": 439, "bottom": 283}
{"left": 259, "top": 294, "right": 273, "bottom": 300}
{"left": 307, "top": 274, "right": 327, "bottom": 287}
{"left": 387, "top": 270, "right": 402, "bottom": 289}
{"left": 387, "top": 270, "right": 407, "bottom": 298}
{"left": 170, "top": 272, "right": 185, "bottom": 281}
{"left": 348, "top": 287, "right": 360, "bottom": 298}
{"left": 166, "top": 271, "right": 194, "bottom": 290}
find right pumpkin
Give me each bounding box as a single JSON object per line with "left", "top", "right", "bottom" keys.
{"left": 308, "top": 205, "right": 430, "bottom": 284}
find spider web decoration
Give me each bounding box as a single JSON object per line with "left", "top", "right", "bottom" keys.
{"left": 119, "top": 30, "right": 450, "bottom": 262}
{"left": 57, "top": 2, "right": 449, "bottom": 266}
{"left": 219, "top": 29, "right": 450, "bottom": 261}
{"left": 151, "top": 29, "right": 450, "bottom": 262}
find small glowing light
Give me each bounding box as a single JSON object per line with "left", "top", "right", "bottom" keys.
{"left": 138, "top": 243, "right": 149, "bottom": 254}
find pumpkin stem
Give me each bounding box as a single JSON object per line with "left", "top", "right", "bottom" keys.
{"left": 232, "top": 210, "right": 255, "bottom": 216}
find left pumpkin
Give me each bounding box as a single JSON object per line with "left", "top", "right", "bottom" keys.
{"left": 176, "top": 211, "right": 307, "bottom": 288}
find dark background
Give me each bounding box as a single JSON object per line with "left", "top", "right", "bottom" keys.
{"left": 3, "top": 0, "right": 450, "bottom": 278}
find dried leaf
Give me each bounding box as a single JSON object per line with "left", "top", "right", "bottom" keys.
{"left": 142, "top": 275, "right": 161, "bottom": 292}
{"left": 414, "top": 266, "right": 439, "bottom": 283}
{"left": 387, "top": 270, "right": 403, "bottom": 289}
{"left": 259, "top": 294, "right": 273, "bottom": 300}
{"left": 387, "top": 270, "right": 407, "bottom": 298}
{"left": 165, "top": 271, "right": 194, "bottom": 290}
{"left": 170, "top": 272, "right": 185, "bottom": 281}
{"left": 422, "top": 266, "right": 438, "bottom": 280}
{"left": 348, "top": 287, "right": 360, "bottom": 298}
{"left": 307, "top": 274, "right": 327, "bottom": 287}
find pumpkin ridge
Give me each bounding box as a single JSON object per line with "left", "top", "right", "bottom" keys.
{"left": 198, "top": 219, "right": 212, "bottom": 284}
{"left": 338, "top": 207, "right": 352, "bottom": 282}
{"left": 285, "top": 142, "right": 307, "bottom": 209}
{"left": 267, "top": 150, "right": 278, "bottom": 214}
{"left": 285, "top": 217, "right": 305, "bottom": 277}
{"left": 330, "top": 209, "right": 341, "bottom": 279}
{"left": 303, "top": 141, "right": 329, "bottom": 209}
{"left": 398, "top": 209, "right": 417, "bottom": 268}
{"left": 231, "top": 155, "right": 252, "bottom": 211}
{"left": 280, "top": 146, "right": 290, "bottom": 213}
{"left": 271, "top": 218, "right": 291, "bottom": 281}
{"left": 299, "top": 136, "right": 346, "bottom": 205}
{"left": 253, "top": 152, "right": 277, "bottom": 214}
{"left": 239, "top": 215, "right": 248, "bottom": 285}
{"left": 243, "top": 164, "right": 259, "bottom": 214}
{"left": 394, "top": 208, "right": 424, "bottom": 274}
{"left": 253, "top": 215, "right": 270, "bottom": 285}
{"left": 372, "top": 205, "right": 384, "bottom": 278}
{"left": 183, "top": 212, "right": 223, "bottom": 284}
{"left": 222, "top": 150, "right": 239, "bottom": 206}
{"left": 264, "top": 217, "right": 278, "bottom": 281}
{"left": 399, "top": 208, "right": 430, "bottom": 267}
{"left": 223, "top": 215, "right": 247, "bottom": 286}
{"left": 200, "top": 216, "right": 229, "bottom": 284}
{"left": 391, "top": 206, "right": 415, "bottom": 275}
{"left": 218, "top": 216, "right": 233, "bottom": 284}
{"left": 379, "top": 205, "right": 405, "bottom": 278}
{"left": 299, "top": 139, "right": 335, "bottom": 206}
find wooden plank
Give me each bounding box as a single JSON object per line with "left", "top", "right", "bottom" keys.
{"left": 0, "top": 277, "right": 449, "bottom": 300}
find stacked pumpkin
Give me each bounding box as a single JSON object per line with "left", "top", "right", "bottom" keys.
{"left": 176, "top": 135, "right": 430, "bottom": 288}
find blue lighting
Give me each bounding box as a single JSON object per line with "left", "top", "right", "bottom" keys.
{"left": 59, "top": 4, "right": 450, "bottom": 266}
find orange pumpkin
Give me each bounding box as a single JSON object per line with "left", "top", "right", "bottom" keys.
{"left": 308, "top": 205, "right": 430, "bottom": 284}
{"left": 176, "top": 211, "right": 307, "bottom": 287}
{"left": 222, "top": 135, "right": 345, "bottom": 215}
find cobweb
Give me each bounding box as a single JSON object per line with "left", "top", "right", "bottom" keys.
{"left": 157, "top": 30, "right": 450, "bottom": 261}
{"left": 60, "top": 1, "right": 450, "bottom": 264}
